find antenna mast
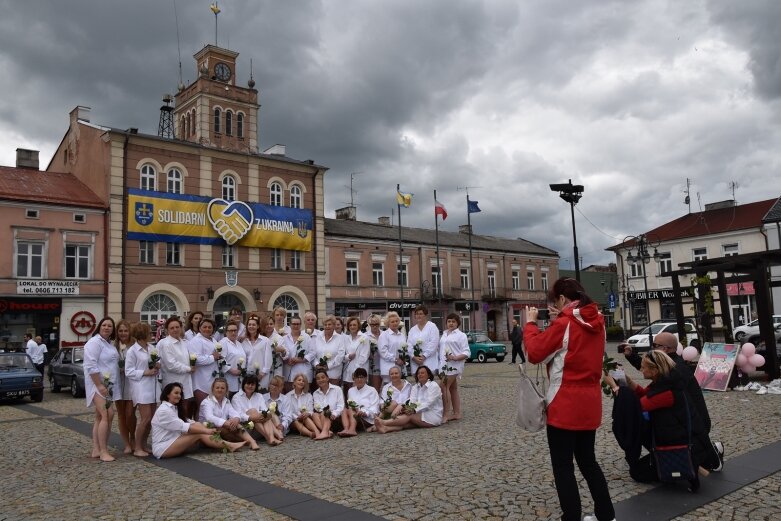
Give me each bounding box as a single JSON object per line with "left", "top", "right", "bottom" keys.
{"left": 684, "top": 178, "right": 691, "bottom": 214}
{"left": 729, "top": 181, "right": 738, "bottom": 204}
{"left": 210, "top": 2, "right": 221, "bottom": 46}
{"left": 173, "top": 0, "right": 183, "bottom": 86}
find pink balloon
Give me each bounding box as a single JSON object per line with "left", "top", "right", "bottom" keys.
{"left": 676, "top": 342, "right": 684, "bottom": 356}
{"left": 736, "top": 354, "right": 748, "bottom": 367}
{"left": 741, "top": 343, "right": 756, "bottom": 357}
{"left": 682, "top": 346, "right": 698, "bottom": 361}
{"left": 743, "top": 364, "right": 756, "bottom": 373}
{"left": 749, "top": 354, "right": 766, "bottom": 368}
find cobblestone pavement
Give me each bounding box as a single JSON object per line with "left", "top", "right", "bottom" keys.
{"left": 2, "top": 353, "right": 780, "bottom": 520}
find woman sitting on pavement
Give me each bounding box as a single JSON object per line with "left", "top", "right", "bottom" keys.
{"left": 375, "top": 365, "right": 443, "bottom": 433}
{"left": 231, "top": 374, "right": 282, "bottom": 446}
{"left": 377, "top": 366, "right": 412, "bottom": 425}
{"left": 339, "top": 368, "right": 380, "bottom": 437}
{"left": 287, "top": 374, "right": 320, "bottom": 438}
{"left": 312, "top": 368, "right": 345, "bottom": 440}
{"left": 152, "top": 382, "right": 245, "bottom": 458}
{"left": 604, "top": 349, "right": 711, "bottom": 491}
{"left": 198, "top": 377, "right": 259, "bottom": 450}
{"left": 262, "top": 375, "right": 294, "bottom": 441}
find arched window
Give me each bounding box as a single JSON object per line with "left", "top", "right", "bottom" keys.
{"left": 222, "top": 175, "right": 236, "bottom": 201}
{"left": 237, "top": 113, "right": 244, "bottom": 138}
{"left": 185, "top": 113, "right": 191, "bottom": 138}
{"left": 179, "top": 117, "right": 185, "bottom": 139}
{"left": 213, "top": 108, "right": 221, "bottom": 133}
{"left": 225, "top": 110, "right": 233, "bottom": 136}
{"left": 290, "top": 184, "right": 302, "bottom": 208}
{"left": 190, "top": 110, "right": 197, "bottom": 136}
{"left": 213, "top": 293, "right": 245, "bottom": 332}
{"left": 270, "top": 182, "right": 282, "bottom": 206}
{"left": 167, "top": 168, "right": 182, "bottom": 194}
{"left": 273, "top": 294, "right": 299, "bottom": 320}
{"left": 140, "top": 293, "right": 177, "bottom": 327}
{"left": 140, "top": 164, "right": 156, "bottom": 191}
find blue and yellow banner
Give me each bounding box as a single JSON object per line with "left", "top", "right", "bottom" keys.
{"left": 127, "top": 189, "right": 312, "bottom": 251}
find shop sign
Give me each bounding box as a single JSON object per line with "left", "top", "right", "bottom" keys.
{"left": 17, "top": 280, "right": 80, "bottom": 295}
{"left": 455, "top": 301, "right": 479, "bottom": 311}
{"left": 0, "top": 297, "right": 61, "bottom": 314}
{"left": 387, "top": 301, "right": 421, "bottom": 310}
{"left": 70, "top": 311, "right": 97, "bottom": 336}
{"left": 628, "top": 288, "right": 691, "bottom": 301}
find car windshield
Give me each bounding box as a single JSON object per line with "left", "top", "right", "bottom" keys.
{"left": 0, "top": 354, "right": 35, "bottom": 370}
{"left": 73, "top": 348, "right": 84, "bottom": 363}
{"left": 471, "top": 333, "right": 491, "bottom": 343}
{"left": 637, "top": 324, "right": 670, "bottom": 335}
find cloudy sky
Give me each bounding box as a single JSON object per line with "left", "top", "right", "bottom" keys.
{"left": 2, "top": 0, "right": 779, "bottom": 267}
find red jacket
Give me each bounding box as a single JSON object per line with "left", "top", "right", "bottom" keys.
{"left": 524, "top": 302, "right": 604, "bottom": 431}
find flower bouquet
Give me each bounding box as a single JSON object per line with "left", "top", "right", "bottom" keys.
{"left": 347, "top": 400, "right": 360, "bottom": 411}
{"left": 241, "top": 420, "right": 254, "bottom": 432}
{"left": 602, "top": 353, "right": 618, "bottom": 397}
{"left": 102, "top": 372, "right": 114, "bottom": 410}
{"left": 296, "top": 336, "right": 306, "bottom": 358}
{"left": 268, "top": 400, "right": 279, "bottom": 416}
{"left": 318, "top": 352, "right": 332, "bottom": 368}
{"left": 148, "top": 349, "right": 160, "bottom": 369}
{"left": 402, "top": 399, "right": 418, "bottom": 415}
{"left": 380, "top": 388, "right": 394, "bottom": 419}
{"left": 189, "top": 353, "right": 197, "bottom": 367}
{"left": 237, "top": 357, "right": 246, "bottom": 378}
{"left": 413, "top": 340, "right": 423, "bottom": 358}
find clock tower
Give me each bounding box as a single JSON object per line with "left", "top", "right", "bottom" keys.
{"left": 173, "top": 45, "right": 259, "bottom": 153}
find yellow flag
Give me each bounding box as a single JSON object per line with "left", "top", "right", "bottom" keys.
{"left": 396, "top": 190, "right": 412, "bottom": 208}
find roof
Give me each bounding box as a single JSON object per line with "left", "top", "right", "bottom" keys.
{"left": 607, "top": 198, "right": 777, "bottom": 251}
{"left": 0, "top": 166, "right": 106, "bottom": 209}
{"left": 325, "top": 218, "right": 559, "bottom": 257}
{"left": 762, "top": 196, "right": 781, "bottom": 224}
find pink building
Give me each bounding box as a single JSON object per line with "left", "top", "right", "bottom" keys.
{"left": 0, "top": 149, "right": 107, "bottom": 351}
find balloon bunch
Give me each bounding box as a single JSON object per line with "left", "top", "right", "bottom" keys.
{"left": 679, "top": 342, "right": 699, "bottom": 362}
{"left": 735, "top": 343, "right": 765, "bottom": 373}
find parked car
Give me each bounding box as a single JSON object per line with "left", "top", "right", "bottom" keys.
{"left": 621, "top": 321, "right": 700, "bottom": 353}
{"left": 0, "top": 352, "right": 44, "bottom": 402}
{"left": 48, "top": 347, "right": 86, "bottom": 398}
{"left": 466, "top": 331, "right": 506, "bottom": 363}
{"left": 733, "top": 315, "right": 781, "bottom": 342}
{"left": 745, "top": 323, "right": 781, "bottom": 362}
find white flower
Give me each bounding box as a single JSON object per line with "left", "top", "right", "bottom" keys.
{"left": 325, "top": 352, "right": 332, "bottom": 360}
{"left": 445, "top": 347, "right": 451, "bottom": 355}
{"left": 238, "top": 357, "right": 245, "bottom": 365}
{"left": 269, "top": 401, "right": 277, "bottom": 412}
{"left": 401, "top": 343, "right": 408, "bottom": 348}
{"left": 215, "top": 343, "right": 222, "bottom": 352}
{"left": 297, "top": 336, "right": 304, "bottom": 343}
{"left": 102, "top": 371, "right": 111, "bottom": 380}
{"left": 415, "top": 340, "right": 423, "bottom": 346}
{"left": 189, "top": 353, "right": 197, "bottom": 360}
{"left": 150, "top": 349, "right": 158, "bottom": 357}
{"left": 246, "top": 420, "right": 254, "bottom": 430}
{"left": 253, "top": 362, "right": 259, "bottom": 370}
{"left": 300, "top": 406, "right": 307, "bottom": 413}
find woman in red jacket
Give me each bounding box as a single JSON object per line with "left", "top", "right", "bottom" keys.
{"left": 525, "top": 277, "right": 615, "bottom": 521}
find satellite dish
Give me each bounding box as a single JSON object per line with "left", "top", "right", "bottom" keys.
{"left": 684, "top": 195, "right": 690, "bottom": 204}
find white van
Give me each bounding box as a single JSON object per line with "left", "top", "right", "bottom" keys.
{"left": 624, "top": 322, "right": 700, "bottom": 352}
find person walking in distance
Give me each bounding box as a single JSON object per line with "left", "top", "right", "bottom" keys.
{"left": 509, "top": 320, "right": 525, "bottom": 364}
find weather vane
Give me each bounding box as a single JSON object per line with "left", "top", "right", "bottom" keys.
{"left": 210, "top": 2, "right": 221, "bottom": 46}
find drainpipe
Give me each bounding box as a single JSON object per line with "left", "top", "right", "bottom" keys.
{"left": 121, "top": 132, "right": 130, "bottom": 317}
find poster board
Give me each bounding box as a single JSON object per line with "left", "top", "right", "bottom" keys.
{"left": 693, "top": 342, "right": 738, "bottom": 392}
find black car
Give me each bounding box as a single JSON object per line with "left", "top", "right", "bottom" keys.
{"left": 48, "top": 347, "right": 86, "bottom": 398}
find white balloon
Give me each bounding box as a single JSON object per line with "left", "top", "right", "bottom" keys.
{"left": 676, "top": 342, "right": 684, "bottom": 356}
{"left": 682, "top": 346, "right": 699, "bottom": 361}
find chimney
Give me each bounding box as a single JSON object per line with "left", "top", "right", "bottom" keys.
{"left": 459, "top": 224, "right": 472, "bottom": 234}
{"left": 263, "top": 144, "right": 286, "bottom": 156}
{"left": 16, "top": 149, "right": 39, "bottom": 170}
{"left": 69, "top": 105, "right": 91, "bottom": 123}
{"left": 335, "top": 206, "right": 357, "bottom": 221}
{"left": 704, "top": 200, "right": 736, "bottom": 211}
{"left": 378, "top": 216, "right": 391, "bottom": 226}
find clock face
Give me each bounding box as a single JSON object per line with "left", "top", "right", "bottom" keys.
{"left": 215, "top": 63, "right": 231, "bottom": 82}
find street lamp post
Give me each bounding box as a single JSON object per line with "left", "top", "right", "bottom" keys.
{"left": 550, "top": 180, "right": 584, "bottom": 282}
{"left": 624, "top": 234, "right": 661, "bottom": 349}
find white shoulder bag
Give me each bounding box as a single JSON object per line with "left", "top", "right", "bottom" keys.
{"left": 515, "top": 363, "right": 547, "bottom": 432}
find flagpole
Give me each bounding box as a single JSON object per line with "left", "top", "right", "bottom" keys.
{"left": 434, "top": 190, "right": 442, "bottom": 300}
{"left": 397, "top": 184, "right": 405, "bottom": 329}
{"left": 467, "top": 194, "right": 476, "bottom": 331}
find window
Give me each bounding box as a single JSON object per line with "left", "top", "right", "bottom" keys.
{"left": 167, "top": 168, "right": 182, "bottom": 194}
{"left": 431, "top": 266, "right": 442, "bottom": 293}
{"left": 723, "top": 243, "right": 739, "bottom": 257}
{"left": 166, "top": 243, "right": 181, "bottom": 266}
{"left": 237, "top": 113, "right": 244, "bottom": 138}
{"left": 222, "top": 245, "right": 235, "bottom": 267}
{"left": 225, "top": 110, "right": 233, "bottom": 136}
{"left": 290, "top": 185, "right": 302, "bottom": 209}
{"left": 488, "top": 270, "right": 496, "bottom": 296}
{"left": 140, "top": 164, "right": 156, "bottom": 191}
{"left": 460, "top": 315, "right": 471, "bottom": 332}
{"left": 185, "top": 113, "right": 190, "bottom": 138}
{"left": 290, "top": 250, "right": 302, "bottom": 270}
{"left": 222, "top": 175, "right": 236, "bottom": 201}
{"left": 511, "top": 271, "right": 520, "bottom": 291}
{"left": 460, "top": 267, "right": 470, "bottom": 289}
{"left": 65, "top": 244, "right": 90, "bottom": 279}
{"left": 273, "top": 294, "right": 299, "bottom": 320}
{"left": 527, "top": 271, "right": 535, "bottom": 290}
{"left": 373, "top": 262, "right": 384, "bottom": 286}
{"left": 270, "top": 182, "right": 282, "bottom": 206}
{"left": 213, "top": 108, "right": 221, "bottom": 133}
{"left": 190, "top": 110, "right": 196, "bottom": 135}
{"left": 541, "top": 272, "right": 549, "bottom": 291}
{"left": 16, "top": 241, "right": 44, "bottom": 278}
{"left": 397, "top": 264, "right": 408, "bottom": 287}
{"left": 271, "top": 249, "right": 282, "bottom": 269}
{"left": 629, "top": 262, "right": 642, "bottom": 278}
{"left": 658, "top": 252, "right": 672, "bottom": 274}
{"left": 346, "top": 261, "right": 359, "bottom": 286}
{"left": 693, "top": 248, "right": 707, "bottom": 262}
{"left": 25, "top": 209, "right": 39, "bottom": 219}
{"left": 139, "top": 241, "right": 155, "bottom": 264}
{"left": 73, "top": 213, "right": 86, "bottom": 223}
{"left": 140, "top": 293, "right": 178, "bottom": 327}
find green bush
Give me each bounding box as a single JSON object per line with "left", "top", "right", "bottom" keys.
{"left": 606, "top": 325, "right": 624, "bottom": 340}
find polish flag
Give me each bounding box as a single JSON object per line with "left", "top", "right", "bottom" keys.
{"left": 435, "top": 200, "right": 448, "bottom": 220}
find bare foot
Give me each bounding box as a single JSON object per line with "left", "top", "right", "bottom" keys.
{"left": 90, "top": 450, "right": 101, "bottom": 458}
{"left": 450, "top": 414, "right": 462, "bottom": 421}
{"left": 250, "top": 443, "right": 260, "bottom": 451}
{"left": 375, "top": 423, "right": 387, "bottom": 434}
{"left": 100, "top": 453, "right": 116, "bottom": 462}
{"left": 123, "top": 446, "right": 133, "bottom": 455}
{"left": 442, "top": 416, "right": 450, "bottom": 424}
{"left": 133, "top": 450, "right": 150, "bottom": 457}
{"left": 366, "top": 426, "right": 377, "bottom": 433}
{"left": 226, "top": 441, "right": 246, "bottom": 453}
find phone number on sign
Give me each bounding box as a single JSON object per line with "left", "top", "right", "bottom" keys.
{"left": 18, "top": 287, "right": 79, "bottom": 295}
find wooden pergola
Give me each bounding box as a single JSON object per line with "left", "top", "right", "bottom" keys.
{"left": 665, "top": 249, "right": 781, "bottom": 380}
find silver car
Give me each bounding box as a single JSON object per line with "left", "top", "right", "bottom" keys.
{"left": 733, "top": 315, "right": 781, "bottom": 342}
{"left": 48, "top": 347, "right": 85, "bottom": 398}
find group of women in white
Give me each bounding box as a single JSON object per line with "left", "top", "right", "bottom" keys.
{"left": 82, "top": 304, "right": 471, "bottom": 461}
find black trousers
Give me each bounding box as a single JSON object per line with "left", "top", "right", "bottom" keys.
{"left": 511, "top": 343, "right": 525, "bottom": 363}
{"left": 546, "top": 425, "right": 615, "bottom": 521}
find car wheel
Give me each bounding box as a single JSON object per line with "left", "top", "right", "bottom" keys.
{"left": 31, "top": 390, "right": 44, "bottom": 403}
{"left": 735, "top": 331, "right": 745, "bottom": 342}
{"left": 477, "top": 351, "right": 487, "bottom": 363}
{"left": 70, "top": 376, "right": 82, "bottom": 398}
{"left": 49, "top": 374, "right": 61, "bottom": 393}
{"left": 495, "top": 356, "right": 505, "bottom": 363}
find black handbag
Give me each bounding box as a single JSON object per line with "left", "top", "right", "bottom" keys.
{"left": 652, "top": 393, "right": 696, "bottom": 482}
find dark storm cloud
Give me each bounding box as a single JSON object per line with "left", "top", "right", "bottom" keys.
{"left": 1, "top": 0, "right": 780, "bottom": 267}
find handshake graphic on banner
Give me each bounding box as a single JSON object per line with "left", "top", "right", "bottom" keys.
{"left": 207, "top": 199, "right": 254, "bottom": 245}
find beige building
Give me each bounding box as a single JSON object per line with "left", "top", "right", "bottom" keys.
{"left": 0, "top": 150, "right": 107, "bottom": 351}
{"left": 325, "top": 210, "right": 559, "bottom": 340}
{"left": 47, "top": 45, "right": 327, "bottom": 328}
